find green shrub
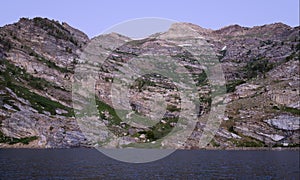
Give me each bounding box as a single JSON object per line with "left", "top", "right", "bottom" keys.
{"left": 9, "top": 83, "right": 74, "bottom": 116}
{"left": 0, "top": 37, "right": 12, "bottom": 51}
{"left": 27, "top": 49, "right": 71, "bottom": 73}
{"left": 96, "top": 99, "right": 122, "bottom": 125}
{"left": 131, "top": 77, "right": 156, "bottom": 91}
{"left": 282, "top": 106, "right": 300, "bottom": 115}
{"left": 166, "top": 105, "right": 180, "bottom": 112}
{"left": 0, "top": 131, "right": 38, "bottom": 145}
{"left": 145, "top": 117, "right": 178, "bottom": 141}
{"left": 245, "top": 58, "right": 274, "bottom": 78}
{"left": 226, "top": 80, "right": 246, "bottom": 93}
{"left": 0, "top": 58, "right": 73, "bottom": 116}
{"left": 33, "top": 17, "right": 78, "bottom": 46}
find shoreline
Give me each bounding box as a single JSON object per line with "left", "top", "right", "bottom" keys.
{"left": 1, "top": 143, "right": 299, "bottom": 151}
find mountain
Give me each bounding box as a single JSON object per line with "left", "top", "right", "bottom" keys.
{"left": 0, "top": 18, "right": 299, "bottom": 149}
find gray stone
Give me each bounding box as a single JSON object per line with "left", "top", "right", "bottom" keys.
{"left": 264, "top": 115, "right": 300, "bottom": 131}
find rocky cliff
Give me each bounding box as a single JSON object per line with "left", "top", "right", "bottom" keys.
{"left": 0, "top": 18, "right": 299, "bottom": 149}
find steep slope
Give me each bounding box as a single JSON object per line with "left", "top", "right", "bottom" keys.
{"left": 0, "top": 18, "right": 299, "bottom": 149}
{"left": 75, "top": 22, "right": 299, "bottom": 149}
{"left": 187, "top": 23, "right": 300, "bottom": 148}
{"left": 0, "top": 18, "right": 89, "bottom": 147}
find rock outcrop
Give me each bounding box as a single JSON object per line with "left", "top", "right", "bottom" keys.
{"left": 0, "top": 18, "right": 299, "bottom": 149}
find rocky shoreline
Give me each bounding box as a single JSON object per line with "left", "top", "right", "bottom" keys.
{"left": 0, "top": 142, "right": 299, "bottom": 151}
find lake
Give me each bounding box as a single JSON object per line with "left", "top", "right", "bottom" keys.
{"left": 0, "top": 148, "right": 299, "bottom": 179}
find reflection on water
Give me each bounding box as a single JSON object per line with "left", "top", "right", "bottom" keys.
{"left": 0, "top": 148, "right": 299, "bottom": 179}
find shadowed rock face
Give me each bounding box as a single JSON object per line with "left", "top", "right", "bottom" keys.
{"left": 0, "top": 18, "right": 299, "bottom": 148}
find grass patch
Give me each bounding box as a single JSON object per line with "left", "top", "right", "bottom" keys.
{"left": 94, "top": 98, "right": 179, "bottom": 140}
{"left": 226, "top": 80, "right": 246, "bottom": 93}
{"left": 199, "top": 95, "right": 212, "bottom": 112}
{"left": 25, "top": 47, "right": 72, "bottom": 73}
{"left": 0, "top": 58, "right": 65, "bottom": 91}
{"left": 281, "top": 106, "right": 300, "bottom": 116}
{"left": 0, "top": 36, "right": 12, "bottom": 51}
{"left": 0, "top": 131, "right": 38, "bottom": 145}
{"left": 96, "top": 99, "right": 123, "bottom": 125}
{"left": 122, "top": 139, "right": 163, "bottom": 149}
{"left": 210, "top": 139, "right": 220, "bottom": 147}
{"left": 144, "top": 117, "right": 178, "bottom": 141}
{"left": 33, "top": 17, "right": 78, "bottom": 46}
{"left": 272, "top": 143, "right": 300, "bottom": 148}
{"left": 222, "top": 119, "right": 238, "bottom": 134}
{"left": 130, "top": 76, "right": 157, "bottom": 91}
{"left": 0, "top": 58, "right": 73, "bottom": 116}
{"left": 8, "top": 83, "right": 74, "bottom": 116}
{"left": 166, "top": 104, "right": 180, "bottom": 112}
{"left": 1, "top": 96, "right": 20, "bottom": 111}
{"left": 231, "top": 136, "right": 265, "bottom": 147}
{"left": 244, "top": 57, "right": 274, "bottom": 79}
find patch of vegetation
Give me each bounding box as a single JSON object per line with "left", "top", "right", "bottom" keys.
{"left": 0, "top": 131, "right": 38, "bottom": 145}
{"left": 33, "top": 17, "right": 78, "bottom": 46}
{"left": 144, "top": 117, "right": 178, "bottom": 141}
{"left": 223, "top": 120, "right": 266, "bottom": 148}
{"left": 272, "top": 143, "right": 300, "bottom": 148}
{"left": 194, "top": 71, "right": 208, "bottom": 86}
{"left": 182, "top": 65, "right": 208, "bottom": 86}
{"left": 228, "top": 126, "right": 236, "bottom": 133}
{"left": 171, "top": 52, "right": 197, "bottom": 63}
{"left": 222, "top": 119, "right": 237, "bottom": 133}
{"left": 25, "top": 46, "right": 72, "bottom": 73}
{"left": 9, "top": 136, "right": 38, "bottom": 145}
{"left": 89, "top": 96, "right": 180, "bottom": 141}
{"left": 128, "top": 118, "right": 177, "bottom": 141}
{"left": 1, "top": 96, "right": 20, "bottom": 111}
{"left": 0, "top": 58, "right": 70, "bottom": 107}
{"left": 0, "top": 37, "right": 12, "bottom": 51}
{"left": 272, "top": 105, "right": 280, "bottom": 110}
{"left": 260, "top": 40, "right": 273, "bottom": 46}
{"left": 231, "top": 136, "right": 265, "bottom": 147}
{"left": 236, "top": 140, "right": 264, "bottom": 147}
{"left": 8, "top": 83, "right": 74, "bottom": 116}
{"left": 295, "top": 43, "right": 300, "bottom": 51}
{"left": 2, "top": 58, "right": 57, "bottom": 90}
{"left": 226, "top": 80, "right": 246, "bottom": 93}
{"left": 166, "top": 104, "right": 180, "bottom": 112}
{"left": 281, "top": 106, "right": 300, "bottom": 116}
{"left": 285, "top": 52, "right": 299, "bottom": 62}
{"left": 199, "top": 95, "right": 212, "bottom": 111}
{"left": 130, "top": 76, "right": 157, "bottom": 92}
{"left": 244, "top": 57, "right": 274, "bottom": 78}
{"left": 210, "top": 139, "right": 220, "bottom": 147}
{"left": 76, "top": 97, "right": 131, "bottom": 134}
{"left": 0, "top": 59, "right": 73, "bottom": 116}
{"left": 122, "top": 139, "right": 163, "bottom": 149}
{"left": 65, "top": 47, "right": 72, "bottom": 54}
{"left": 96, "top": 99, "right": 123, "bottom": 125}
{"left": 104, "top": 76, "right": 113, "bottom": 82}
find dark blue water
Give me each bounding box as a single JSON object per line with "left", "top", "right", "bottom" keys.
{"left": 0, "top": 148, "right": 299, "bottom": 179}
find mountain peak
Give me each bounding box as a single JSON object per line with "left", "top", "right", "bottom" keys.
{"left": 169, "top": 22, "right": 213, "bottom": 36}
{"left": 214, "top": 24, "right": 249, "bottom": 36}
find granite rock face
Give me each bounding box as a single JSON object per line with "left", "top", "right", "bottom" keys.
{"left": 0, "top": 18, "right": 299, "bottom": 148}
{"left": 2, "top": 111, "right": 87, "bottom": 148}
{"left": 264, "top": 115, "right": 299, "bottom": 131}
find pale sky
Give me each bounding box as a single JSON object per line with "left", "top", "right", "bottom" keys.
{"left": 0, "top": 0, "right": 299, "bottom": 38}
